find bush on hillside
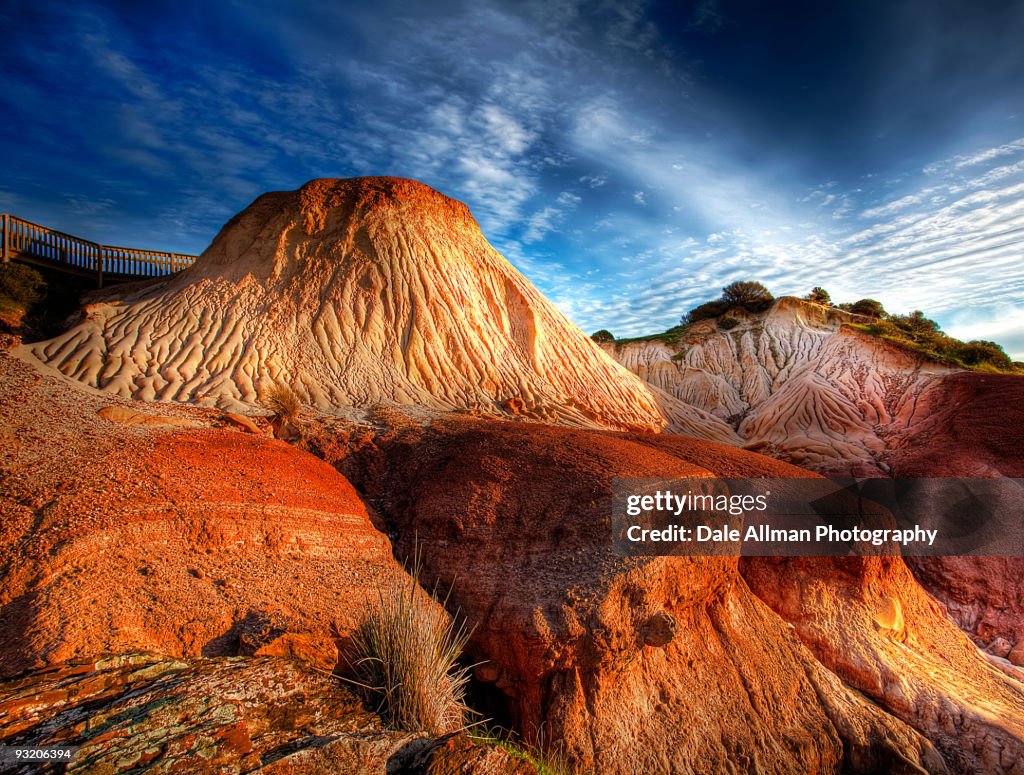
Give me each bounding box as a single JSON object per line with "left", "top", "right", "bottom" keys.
{"left": 850, "top": 298, "right": 886, "bottom": 318}
{"left": 682, "top": 299, "right": 729, "bottom": 325}
{"left": 721, "top": 280, "right": 774, "bottom": 311}
{"left": 681, "top": 281, "right": 774, "bottom": 325}
{"left": 956, "top": 340, "right": 1012, "bottom": 370}
{"left": 804, "top": 287, "right": 831, "bottom": 305}
{"left": 0, "top": 263, "right": 46, "bottom": 307}
{"left": 0, "top": 263, "right": 47, "bottom": 330}
{"left": 590, "top": 329, "right": 615, "bottom": 344}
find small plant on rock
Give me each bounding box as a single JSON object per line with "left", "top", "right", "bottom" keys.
{"left": 264, "top": 382, "right": 302, "bottom": 421}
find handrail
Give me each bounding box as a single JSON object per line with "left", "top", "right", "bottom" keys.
{"left": 1, "top": 213, "right": 197, "bottom": 286}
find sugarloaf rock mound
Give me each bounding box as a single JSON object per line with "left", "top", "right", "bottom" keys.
{"left": 29, "top": 177, "right": 732, "bottom": 440}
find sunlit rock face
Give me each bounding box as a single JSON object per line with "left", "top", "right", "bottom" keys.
{"left": 323, "top": 416, "right": 1024, "bottom": 775}
{"left": 609, "top": 300, "right": 1024, "bottom": 667}
{"left": 605, "top": 297, "right": 958, "bottom": 474}
{"left": 30, "top": 177, "right": 733, "bottom": 440}
{"left": 0, "top": 346, "right": 422, "bottom": 679}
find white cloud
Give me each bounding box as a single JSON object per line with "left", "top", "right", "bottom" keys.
{"left": 563, "top": 136, "right": 1024, "bottom": 347}
{"left": 861, "top": 193, "right": 922, "bottom": 220}
{"left": 523, "top": 205, "right": 563, "bottom": 243}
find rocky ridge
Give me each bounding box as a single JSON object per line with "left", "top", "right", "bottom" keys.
{"left": 605, "top": 297, "right": 956, "bottom": 475}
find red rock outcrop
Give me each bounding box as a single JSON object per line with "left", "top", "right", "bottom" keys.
{"left": 885, "top": 371, "right": 1024, "bottom": 659}
{"left": 0, "top": 345, "right": 415, "bottom": 677}
{"left": 607, "top": 307, "right": 1024, "bottom": 665}
{"left": 319, "top": 417, "right": 969, "bottom": 774}
{"left": 743, "top": 554, "right": 1024, "bottom": 774}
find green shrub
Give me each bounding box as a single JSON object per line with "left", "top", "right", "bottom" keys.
{"left": 849, "top": 320, "right": 1016, "bottom": 373}
{"left": 347, "top": 561, "right": 473, "bottom": 736}
{"left": 892, "top": 310, "right": 940, "bottom": 336}
{"left": 717, "top": 316, "right": 741, "bottom": 331}
{"left": 682, "top": 300, "right": 728, "bottom": 325}
{"left": 850, "top": 298, "right": 886, "bottom": 318}
{"left": 474, "top": 727, "right": 571, "bottom": 775}
{"left": 955, "top": 340, "right": 1012, "bottom": 370}
{"left": 590, "top": 329, "right": 615, "bottom": 344}
{"left": 804, "top": 287, "right": 831, "bottom": 305}
{"left": 0, "top": 263, "right": 46, "bottom": 307}
{"left": 721, "top": 280, "right": 773, "bottom": 308}
{"left": 682, "top": 281, "right": 774, "bottom": 325}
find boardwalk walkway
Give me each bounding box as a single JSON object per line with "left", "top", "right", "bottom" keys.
{"left": 1, "top": 214, "right": 197, "bottom": 287}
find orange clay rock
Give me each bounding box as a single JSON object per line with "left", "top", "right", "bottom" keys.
{"left": 886, "top": 371, "right": 1024, "bottom": 655}
{"left": 0, "top": 346, "right": 417, "bottom": 678}
{"left": 28, "top": 177, "right": 732, "bottom": 440}
{"left": 742, "top": 555, "right": 1024, "bottom": 774}
{"left": 326, "top": 417, "right": 948, "bottom": 774}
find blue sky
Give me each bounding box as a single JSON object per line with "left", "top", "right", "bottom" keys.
{"left": 2, "top": 0, "right": 1024, "bottom": 357}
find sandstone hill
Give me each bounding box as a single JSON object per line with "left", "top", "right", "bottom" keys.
{"left": 604, "top": 297, "right": 960, "bottom": 475}
{"left": 27, "top": 177, "right": 732, "bottom": 441}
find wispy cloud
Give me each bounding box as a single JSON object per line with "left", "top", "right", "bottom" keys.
{"left": 0, "top": 1, "right": 1022, "bottom": 357}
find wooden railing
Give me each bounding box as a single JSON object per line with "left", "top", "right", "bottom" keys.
{"left": 1, "top": 213, "right": 197, "bottom": 287}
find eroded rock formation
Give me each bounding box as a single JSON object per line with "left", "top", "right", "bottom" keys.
{"left": 28, "top": 177, "right": 732, "bottom": 440}
{"left": 886, "top": 371, "right": 1024, "bottom": 658}
{"left": 0, "top": 346, "right": 416, "bottom": 677}
{"left": 606, "top": 302, "right": 1024, "bottom": 666}
{"left": 605, "top": 298, "right": 956, "bottom": 474}
{"left": 317, "top": 416, "right": 1024, "bottom": 774}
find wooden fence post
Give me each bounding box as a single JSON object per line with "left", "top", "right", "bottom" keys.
{"left": 2, "top": 214, "right": 8, "bottom": 263}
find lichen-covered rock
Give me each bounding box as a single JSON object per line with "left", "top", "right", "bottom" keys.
{"left": 0, "top": 653, "right": 480, "bottom": 774}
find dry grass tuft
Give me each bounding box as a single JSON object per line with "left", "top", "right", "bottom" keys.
{"left": 264, "top": 382, "right": 302, "bottom": 421}
{"left": 347, "top": 562, "right": 473, "bottom": 736}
